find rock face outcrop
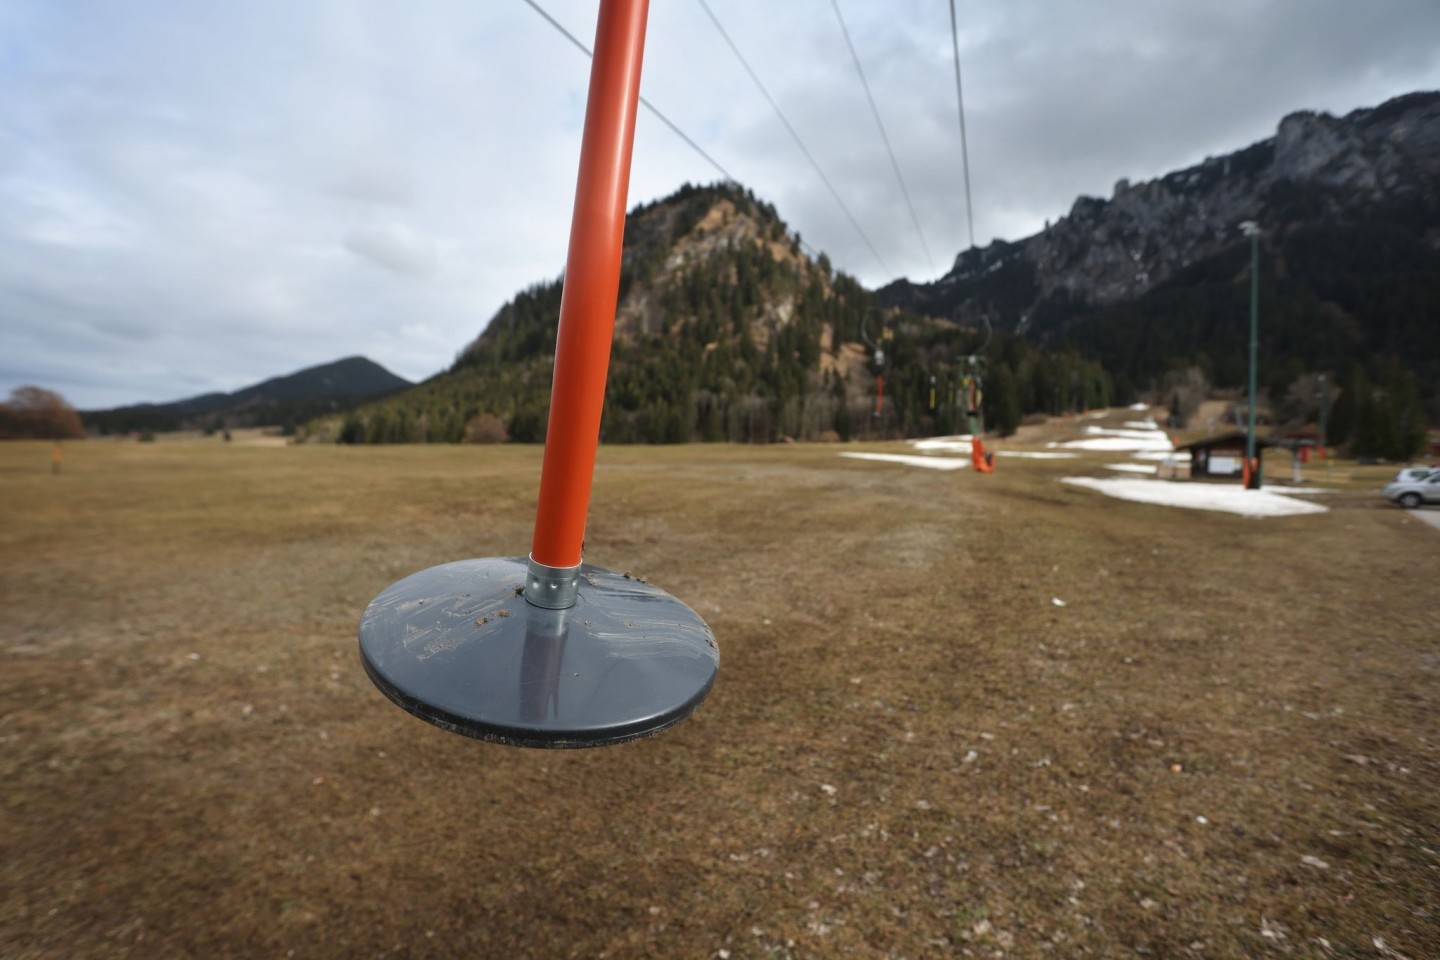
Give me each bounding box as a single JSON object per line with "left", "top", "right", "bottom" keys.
{"left": 879, "top": 92, "right": 1440, "bottom": 333}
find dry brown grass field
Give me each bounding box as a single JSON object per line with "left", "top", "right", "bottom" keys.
{"left": 2, "top": 421, "right": 1437, "bottom": 959}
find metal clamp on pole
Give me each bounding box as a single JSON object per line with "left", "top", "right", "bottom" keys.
{"left": 525, "top": 555, "right": 582, "bottom": 610}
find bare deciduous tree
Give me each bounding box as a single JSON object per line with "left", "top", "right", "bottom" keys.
{"left": 463, "top": 413, "right": 510, "bottom": 444}
{"left": 1158, "top": 367, "right": 1210, "bottom": 428}
{"left": 0, "top": 386, "right": 85, "bottom": 440}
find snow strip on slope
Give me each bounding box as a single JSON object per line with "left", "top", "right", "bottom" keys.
{"left": 840, "top": 453, "right": 968, "bottom": 471}
{"left": 999, "top": 451, "right": 1080, "bottom": 459}
{"left": 911, "top": 436, "right": 973, "bottom": 453}
{"left": 1061, "top": 477, "right": 1328, "bottom": 517}
{"left": 1051, "top": 436, "right": 1175, "bottom": 452}
{"left": 1083, "top": 426, "right": 1168, "bottom": 439}
{"left": 907, "top": 438, "right": 1079, "bottom": 460}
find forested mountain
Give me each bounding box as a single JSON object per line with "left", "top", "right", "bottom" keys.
{"left": 326, "top": 93, "right": 1436, "bottom": 454}
{"left": 319, "top": 183, "right": 1113, "bottom": 445}
{"left": 880, "top": 92, "right": 1440, "bottom": 429}
{"left": 84, "top": 356, "right": 412, "bottom": 435}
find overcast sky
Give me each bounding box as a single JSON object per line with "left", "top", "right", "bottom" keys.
{"left": 3, "top": 0, "right": 1439, "bottom": 409}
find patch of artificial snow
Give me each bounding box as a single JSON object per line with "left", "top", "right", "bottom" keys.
{"left": 1122, "top": 419, "right": 1158, "bottom": 430}
{"left": 840, "top": 453, "right": 968, "bottom": 471}
{"left": 911, "top": 436, "right": 973, "bottom": 453}
{"left": 1128, "top": 402, "right": 1151, "bottom": 411}
{"left": 908, "top": 438, "right": 1079, "bottom": 460}
{"left": 1050, "top": 436, "right": 1175, "bottom": 452}
{"left": 1266, "top": 486, "right": 1339, "bottom": 495}
{"left": 1061, "top": 477, "right": 1328, "bottom": 517}
{"left": 1082, "top": 426, "right": 1169, "bottom": 440}
{"left": 1132, "top": 451, "right": 1181, "bottom": 461}
{"left": 1104, "top": 463, "right": 1158, "bottom": 474}
{"left": 998, "top": 451, "right": 1079, "bottom": 459}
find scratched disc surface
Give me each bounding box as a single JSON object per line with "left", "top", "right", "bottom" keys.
{"left": 358, "top": 557, "right": 718, "bottom": 747}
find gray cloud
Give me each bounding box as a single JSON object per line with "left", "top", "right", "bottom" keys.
{"left": 2, "top": 0, "right": 1438, "bottom": 408}
{"left": 343, "top": 221, "right": 439, "bottom": 278}
{"left": 335, "top": 165, "right": 416, "bottom": 207}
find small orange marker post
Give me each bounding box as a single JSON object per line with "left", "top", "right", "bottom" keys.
{"left": 971, "top": 437, "right": 995, "bottom": 474}
{"left": 51, "top": 441, "right": 62, "bottom": 475}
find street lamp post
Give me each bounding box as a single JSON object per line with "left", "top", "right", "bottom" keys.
{"left": 1240, "top": 221, "right": 1261, "bottom": 489}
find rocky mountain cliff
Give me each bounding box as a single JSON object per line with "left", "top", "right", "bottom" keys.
{"left": 881, "top": 91, "right": 1440, "bottom": 334}
{"left": 878, "top": 92, "right": 1440, "bottom": 434}
{"left": 459, "top": 184, "right": 858, "bottom": 375}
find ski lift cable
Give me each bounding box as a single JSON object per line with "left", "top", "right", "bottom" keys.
{"left": 860, "top": 307, "right": 878, "bottom": 349}
{"left": 827, "top": 0, "right": 935, "bottom": 275}
{"left": 947, "top": 0, "right": 976, "bottom": 250}
{"left": 520, "top": 0, "right": 737, "bottom": 184}
{"left": 694, "top": 0, "right": 892, "bottom": 277}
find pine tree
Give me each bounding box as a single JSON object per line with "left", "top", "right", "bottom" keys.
{"left": 990, "top": 365, "right": 1022, "bottom": 437}
{"left": 834, "top": 396, "right": 852, "bottom": 441}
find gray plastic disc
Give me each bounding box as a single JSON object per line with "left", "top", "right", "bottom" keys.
{"left": 358, "top": 557, "right": 718, "bottom": 747}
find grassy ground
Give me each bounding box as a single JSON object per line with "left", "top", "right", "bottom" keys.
{"left": 2, "top": 424, "right": 1437, "bottom": 959}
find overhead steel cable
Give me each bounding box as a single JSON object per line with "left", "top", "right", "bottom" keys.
{"left": 519, "top": 0, "right": 737, "bottom": 184}
{"left": 948, "top": 0, "right": 976, "bottom": 249}
{"left": 828, "top": 0, "right": 935, "bottom": 274}
{"left": 694, "top": 0, "right": 892, "bottom": 277}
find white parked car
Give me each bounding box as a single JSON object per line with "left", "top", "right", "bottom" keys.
{"left": 1382, "top": 472, "right": 1440, "bottom": 509}
{"left": 1394, "top": 466, "right": 1438, "bottom": 483}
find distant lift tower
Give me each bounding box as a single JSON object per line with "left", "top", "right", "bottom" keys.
{"left": 960, "top": 317, "right": 992, "bottom": 436}
{"left": 860, "top": 310, "right": 894, "bottom": 436}
{"left": 960, "top": 354, "right": 985, "bottom": 436}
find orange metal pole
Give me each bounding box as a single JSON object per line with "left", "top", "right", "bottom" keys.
{"left": 530, "top": 0, "right": 650, "bottom": 570}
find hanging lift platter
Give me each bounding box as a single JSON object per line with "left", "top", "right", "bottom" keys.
{"left": 360, "top": 558, "right": 716, "bottom": 747}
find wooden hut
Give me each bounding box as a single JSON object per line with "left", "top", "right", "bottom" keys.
{"left": 1174, "top": 432, "right": 1276, "bottom": 480}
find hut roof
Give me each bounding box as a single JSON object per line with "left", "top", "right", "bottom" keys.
{"left": 1174, "top": 432, "right": 1278, "bottom": 453}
